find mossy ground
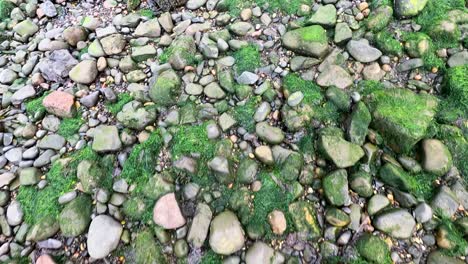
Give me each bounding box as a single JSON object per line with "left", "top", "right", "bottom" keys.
{"left": 438, "top": 65, "right": 468, "bottom": 122}
{"left": 374, "top": 30, "right": 403, "bottom": 57}
{"left": 201, "top": 250, "right": 223, "bottom": 264}
{"left": 17, "top": 147, "right": 112, "bottom": 225}
{"left": 25, "top": 92, "right": 48, "bottom": 116}
{"left": 106, "top": 92, "right": 133, "bottom": 115}
{"left": 222, "top": 0, "right": 310, "bottom": 16}
{"left": 58, "top": 115, "right": 84, "bottom": 139}
{"left": 159, "top": 46, "right": 198, "bottom": 66}
{"left": 231, "top": 96, "right": 260, "bottom": 132}
{"left": 283, "top": 73, "right": 323, "bottom": 105}
{"left": 233, "top": 44, "right": 261, "bottom": 74}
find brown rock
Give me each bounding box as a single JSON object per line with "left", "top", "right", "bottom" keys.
{"left": 153, "top": 193, "right": 186, "bottom": 229}
{"left": 42, "top": 91, "right": 76, "bottom": 118}
{"left": 268, "top": 210, "right": 287, "bottom": 235}
{"left": 63, "top": 26, "right": 88, "bottom": 46}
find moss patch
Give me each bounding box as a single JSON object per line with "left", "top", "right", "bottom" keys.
{"left": 283, "top": 73, "right": 323, "bottom": 105}
{"left": 374, "top": 30, "right": 403, "bottom": 57}
{"left": 0, "top": 0, "right": 14, "bottom": 21}
{"left": 106, "top": 93, "right": 133, "bottom": 115}
{"left": 435, "top": 213, "right": 468, "bottom": 257}
{"left": 138, "top": 8, "right": 154, "bottom": 19}
{"left": 25, "top": 92, "right": 48, "bottom": 116}
{"left": 439, "top": 65, "right": 468, "bottom": 121}
{"left": 201, "top": 250, "right": 223, "bottom": 264}
{"left": 58, "top": 116, "right": 84, "bottom": 139}
{"left": 356, "top": 233, "right": 392, "bottom": 264}
{"left": 231, "top": 96, "right": 260, "bottom": 132}
{"left": 233, "top": 44, "right": 261, "bottom": 74}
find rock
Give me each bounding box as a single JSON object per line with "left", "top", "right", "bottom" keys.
{"left": 236, "top": 72, "right": 259, "bottom": 84}
{"left": 318, "top": 132, "right": 364, "bottom": 168}
{"left": 394, "top": 0, "right": 428, "bottom": 17}
{"left": 350, "top": 171, "right": 373, "bottom": 198}
{"left": 204, "top": 82, "right": 226, "bottom": 99}
{"left": 6, "top": 201, "right": 23, "bottom": 226}
{"left": 187, "top": 0, "right": 207, "bottom": 10}
{"left": 62, "top": 26, "right": 88, "bottom": 46}
{"left": 245, "top": 242, "right": 276, "bottom": 264}
{"left": 421, "top": 139, "right": 452, "bottom": 176}
{"left": 325, "top": 208, "right": 350, "bottom": 227}
{"left": 13, "top": 20, "right": 39, "bottom": 38}
{"left": 289, "top": 201, "right": 321, "bottom": 240}
{"left": 307, "top": 4, "right": 337, "bottom": 27}
{"left": 356, "top": 234, "right": 392, "bottom": 263}
{"left": 19, "top": 167, "right": 40, "bottom": 185}
{"left": 116, "top": 101, "right": 156, "bottom": 130}
{"left": 88, "top": 39, "right": 105, "bottom": 57}
{"left": 368, "top": 194, "right": 390, "bottom": 216}
{"left": 87, "top": 215, "right": 123, "bottom": 259}
{"left": 334, "top": 22, "right": 352, "bottom": 44}
{"left": 26, "top": 216, "right": 59, "bottom": 242}
{"left": 0, "top": 172, "right": 16, "bottom": 188}
{"left": 209, "top": 211, "right": 245, "bottom": 255}
{"left": 373, "top": 209, "right": 416, "bottom": 239}
{"left": 131, "top": 45, "right": 157, "bottom": 62}
{"left": 347, "top": 102, "right": 371, "bottom": 145}
{"left": 134, "top": 230, "right": 165, "bottom": 263}
{"left": 254, "top": 146, "right": 274, "bottom": 165}
{"left": 268, "top": 210, "right": 287, "bottom": 235}
{"left": 323, "top": 169, "right": 351, "bottom": 206}
{"left": 58, "top": 195, "right": 92, "bottom": 237}
{"left": 237, "top": 159, "right": 258, "bottom": 184}
{"left": 36, "top": 254, "right": 57, "bottom": 264}
{"left": 37, "top": 135, "right": 66, "bottom": 150}
{"left": 149, "top": 69, "right": 181, "bottom": 106}
{"left": 208, "top": 156, "right": 234, "bottom": 184}
{"left": 282, "top": 25, "right": 329, "bottom": 58}
{"left": 42, "top": 91, "right": 76, "bottom": 118}
{"left": 363, "top": 62, "right": 385, "bottom": 81}
{"left": 366, "top": 5, "right": 393, "bottom": 32}
{"left": 187, "top": 203, "right": 212, "bottom": 248}
{"left": 92, "top": 125, "right": 122, "bottom": 152}
{"left": 378, "top": 163, "right": 415, "bottom": 192}
{"left": 365, "top": 87, "right": 437, "bottom": 153}
{"left": 448, "top": 51, "right": 468, "bottom": 68}
{"left": 397, "top": 58, "right": 425, "bottom": 72}
{"left": 69, "top": 60, "right": 98, "bottom": 84}
{"left": 11, "top": 85, "right": 36, "bottom": 104}
{"left": 158, "top": 12, "right": 174, "bottom": 33}
{"left": 77, "top": 160, "right": 106, "bottom": 193}
{"left": 218, "top": 113, "right": 236, "bottom": 132}
{"left": 256, "top": 122, "right": 284, "bottom": 145}
{"left": 431, "top": 186, "right": 459, "bottom": 217}
{"left": 5, "top": 147, "right": 22, "bottom": 164}
{"left": 0, "top": 69, "right": 17, "bottom": 84}
{"left": 228, "top": 22, "right": 253, "bottom": 36}
{"left": 153, "top": 193, "right": 186, "bottom": 229}
{"left": 135, "top": 18, "right": 161, "bottom": 38}
{"left": 316, "top": 65, "right": 352, "bottom": 89}
{"left": 39, "top": 50, "right": 78, "bottom": 82}
{"left": 168, "top": 36, "right": 196, "bottom": 70}
{"left": 427, "top": 251, "right": 465, "bottom": 264}
{"left": 100, "top": 34, "right": 126, "bottom": 55}
{"left": 347, "top": 39, "right": 382, "bottom": 63}
{"left": 414, "top": 202, "right": 432, "bottom": 223}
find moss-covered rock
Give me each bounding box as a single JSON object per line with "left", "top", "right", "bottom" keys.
{"left": 322, "top": 169, "right": 350, "bottom": 206}
{"left": 373, "top": 208, "right": 416, "bottom": 239}
{"left": 282, "top": 25, "right": 329, "bottom": 58}
{"left": 26, "top": 215, "right": 59, "bottom": 241}
{"left": 142, "top": 173, "right": 175, "bottom": 200}
{"left": 366, "top": 5, "right": 393, "bottom": 32}
{"left": 58, "top": 195, "right": 92, "bottom": 237}
{"left": 237, "top": 158, "right": 258, "bottom": 184}
{"left": 134, "top": 229, "right": 165, "bottom": 264}
{"left": 421, "top": 139, "right": 453, "bottom": 176}
{"left": 318, "top": 131, "right": 364, "bottom": 168}
{"left": 325, "top": 207, "right": 350, "bottom": 227}
{"left": 394, "top": 0, "right": 429, "bottom": 17}
{"left": 122, "top": 196, "right": 148, "bottom": 220}
{"left": 362, "top": 84, "right": 438, "bottom": 153}
{"left": 378, "top": 163, "right": 415, "bottom": 192}
{"left": 77, "top": 160, "right": 106, "bottom": 193}
{"left": 289, "top": 201, "right": 321, "bottom": 240}
{"left": 347, "top": 102, "right": 371, "bottom": 145}
{"left": 350, "top": 170, "right": 373, "bottom": 198}
{"left": 281, "top": 152, "right": 303, "bottom": 182}
{"left": 356, "top": 233, "right": 392, "bottom": 264}
{"left": 403, "top": 32, "right": 431, "bottom": 58}
{"left": 149, "top": 69, "right": 181, "bottom": 106}
{"left": 166, "top": 36, "right": 197, "bottom": 70}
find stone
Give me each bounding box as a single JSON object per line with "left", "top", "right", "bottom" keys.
{"left": 318, "top": 133, "right": 364, "bottom": 168}
{"left": 421, "top": 139, "right": 452, "bottom": 176}
{"left": 356, "top": 234, "right": 392, "bottom": 263}
{"left": 218, "top": 113, "right": 236, "bottom": 132}
{"left": 289, "top": 201, "right": 320, "bottom": 240}
{"left": 368, "top": 194, "right": 390, "bottom": 216}
{"left": 117, "top": 101, "right": 157, "bottom": 130}
{"left": 87, "top": 215, "right": 123, "bottom": 259}
{"left": 395, "top": 0, "right": 428, "bottom": 17}
{"left": 268, "top": 210, "right": 287, "bottom": 235}
{"left": 0, "top": 69, "right": 17, "bottom": 84}
{"left": 153, "top": 193, "right": 186, "bottom": 229}
{"left": 131, "top": 45, "right": 157, "bottom": 62}
{"left": 307, "top": 4, "right": 337, "bottom": 27}
{"left": 430, "top": 186, "right": 459, "bottom": 217}
{"left": 63, "top": 26, "right": 88, "bottom": 46}
{"left": 42, "top": 91, "right": 76, "bottom": 118}
{"left": 237, "top": 159, "right": 258, "bottom": 184}
{"left": 135, "top": 18, "right": 161, "bottom": 38}
{"left": 149, "top": 69, "right": 181, "bottom": 106}
{"left": 69, "top": 60, "right": 98, "bottom": 84}
{"left": 19, "top": 167, "right": 40, "bottom": 185}
{"left": 134, "top": 230, "right": 165, "bottom": 263}
{"left": 316, "top": 65, "right": 352, "bottom": 89}
{"left": 334, "top": 22, "right": 352, "bottom": 44}
{"left": 58, "top": 195, "right": 92, "bottom": 237}
{"left": 448, "top": 51, "right": 468, "bottom": 68}
{"left": 13, "top": 20, "right": 39, "bottom": 38}
{"left": 350, "top": 171, "right": 373, "bottom": 198}
{"left": 256, "top": 122, "right": 284, "bottom": 145}
{"left": 10, "top": 85, "right": 36, "bottom": 104}
{"left": 236, "top": 72, "right": 259, "bottom": 84}
{"left": 209, "top": 211, "right": 245, "bottom": 255}
{"left": 26, "top": 216, "right": 59, "bottom": 242}
{"left": 229, "top": 22, "right": 253, "bottom": 36}
{"left": 414, "top": 202, "right": 432, "bottom": 223}
{"left": 37, "top": 135, "right": 66, "bottom": 150}
{"left": 325, "top": 208, "right": 350, "bottom": 227}
{"left": 100, "top": 34, "right": 126, "bottom": 55}
{"left": 427, "top": 251, "right": 465, "bottom": 264}
{"left": 0, "top": 172, "right": 16, "bottom": 188}
{"left": 347, "top": 102, "right": 371, "bottom": 145}
{"left": 6, "top": 201, "right": 23, "bottom": 226}
{"left": 397, "top": 58, "right": 424, "bottom": 72}
{"left": 36, "top": 254, "right": 57, "bottom": 264}
{"left": 347, "top": 39, "right": 382, "bottom": 63}
{"left": 254, "top": 146, "right": 274, "bottom": 165}
{"left": 204, "top": 82, "right": 226, "bottom": 99}
{"left": 39, "top": 50, "right": 78, "bottom": 82}
{"left": 323, "top": 169, "right": 350, "bottom": 206}
{"left": 366, "top": 5, "right": 393, "bottom": 32}
{"left": 92, "top": 125, "right": 122, "bottom": 152}
{"left": 245, "top": 242, "right": 276, "bottom": 264}
{"left": 363, "top": 62, "right": 385, "bottom": 81}
{"left": 168, "top": 36, "right": 196, "bottom": 70}
{"left": 282, "top": 25, "right": 329, "bottom": 58}
{"left": 373, "top": 209, "right": 416, "bottom": 239}
{"left": 187, "top": 203, "right": 212, "bottom": 248}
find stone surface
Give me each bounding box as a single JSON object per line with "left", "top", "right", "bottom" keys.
{"left": 87, "top": 215, "right": 123, "bottom": 259}
{"left": 42, "top": 91, "right": 76, "bottom": 118}
{"left": 153, "top": 193, "right": 186, "bottom": 229}
{"left": 209, "top": 211, "right": 244, "bottom": 255}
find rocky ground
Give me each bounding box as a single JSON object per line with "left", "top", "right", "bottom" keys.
{"left": 0, "top": 0, "right": 467, "bottom": 263}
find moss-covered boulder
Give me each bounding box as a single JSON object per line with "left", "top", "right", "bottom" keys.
{"left": 350, "top": 170, "right": 373, "bottom": 198}
{"left": 436, "top": 125, "right": 467, "bottom": 179}
{"left": 149, "top": 69, "right": 181, "bottom": 106}
{"left": 282, "top": 25, "right": 329, "bottom": 58}
{"left": 323, "top": 169, "right": 350, "bottom": 206}
{"left": 318, "top": 131, "right": 364, "bottom": 168}
{"left": 356, "top": 233, "right": 392, "bottom": 264}
{"left": 77, "top": 160, "right": 106, "bottom": 193}
{"left": 394, "top": 0, "right": 428, "bottom": 17}
{"left": 26, "top": 215, "right": 60, "bottom": 241}
{"left": 281, "top": 152, "right": 303, "bottom": 182}
{"left": 403, "top": 33, "right": 431, "bottom": 58}
{"left": 58, "top": 195, "right": 92, "bottom": 237}
{"left": 378, "top": 163, "right": 415, "bottom": 192}
{"left": 116, "top": 101, "right": 157, "bottom": 130}
{"left": 325, "top": 207, "right": 350, "bottom": 227}
{"left": 237, "top": 158, "right": 258, "bottom": 184}
{"left": 366, "top": 5, "right": 393, "bottom": 32}
{"left": 347, "top": 102, "right": 372, "bottom": 145}
{"left": 167, "top": 36, "right": 197, "bottom": 70}
{"left": 289, "top": 201, "right": 321, "bottom": 240}
{"left": 142, "top": 173, "right": 175, "bottom": 200}
{"left": 134, "top": 229, "right": 165, "bottom": 264}
{"left": 364, "top": 86, "right": 438, "bottom": 153}
{"left": 122, "top": 196, "right": 148, "bottom": 220}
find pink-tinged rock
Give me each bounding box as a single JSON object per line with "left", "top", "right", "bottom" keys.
{"left": 36, "top": 254, "right": 57, "bottom": 264}
{"left": 153, "top": 193, "right": 186, "bottom": 229}
{"left": 42, "top": 91, "right": 76, "bottom": 118}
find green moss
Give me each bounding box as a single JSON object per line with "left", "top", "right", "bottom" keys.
{"left": 442, "top": 65, "right": 468, "bottom": 118}
{"left": 356, "top": 234, "right": 392, "bottom": 264}
{"left": 138, "top": 8, "right": 154, "bottom": 18}
{"left": 201, "top": 250, "right": 223, "bottom": 264}
{"left": 0, "top": 0, "right": 14, "bottom": 21}
{"left": 374, "top": 30, "right": 403, "bottom": 57}
{"left": 171, "top": 124, "right": 217, "bottom": 187}
{"left": 159, "top": 46, "right": 198, "bottom": 66}
{"left": 435, "top": 213, "right": 468, "bottom": 257}
{"left": 106, "top": 93, "right": 133, "bottom": 115}
{"left": 134, "top": 229, "right": 166, "bottom": 264}
{"left": 221, "top": 0, "right": 309, "bottom": 16}
{"left": 436, "top": 125, "right": 468, "bottom": 182}
{"left": 4, "top": 256, "right": 31, "bottom": 264}
{"left": 299, "top": 25, "right": 328, "bottom": 43}
{"left": 120, "top": 131, "right": 163, "bottom": 189}
{"left": 369, "top": 0, "right": 392, "bottom": 9}
{"left": 58, "top": 116, "right": 84, "bottom": 139}
{"left": 79, "top": 45, "right": 89, "bottom": 57}
{"left": 25, "top": 92, "right": 49, "bottom": 116}
{"left": 231, "top": 96, "right": 260, "bottom": 132}
{"left": 233, "top": 44, "right": 261, "bottom": 74}
{"left": 283, "top": 73, "right": 323, "bottom": 106}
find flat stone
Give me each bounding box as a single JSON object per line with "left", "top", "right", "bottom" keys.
{"left": 92, "top": 125, "right": 122, "bottom": 152}
{"left": 87, "top": 215, "right": 123, "bottom": 259}
{"left": 153, "top": 193, "right": 186, "bottom": 229}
